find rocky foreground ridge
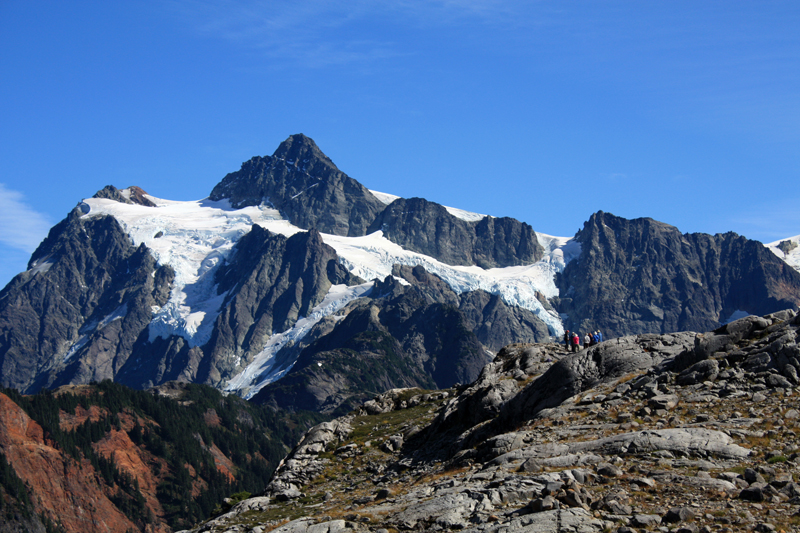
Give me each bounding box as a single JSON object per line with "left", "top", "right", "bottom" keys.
{"left": 189, "top": 310, "right": 800, "bottom": 533}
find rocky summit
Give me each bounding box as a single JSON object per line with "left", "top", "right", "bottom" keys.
{"left": 187, "top": 310, "right": 800, "bottom": 533}
{"left": 209, "top": 134, "right": 386, "bottom": 238}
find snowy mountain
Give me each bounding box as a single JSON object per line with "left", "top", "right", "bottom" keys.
{"left": 1, "top": 134, "right": 799, "bottom": 409}
{"left": 73, "top": 192, "right": 568, "bottom": 400}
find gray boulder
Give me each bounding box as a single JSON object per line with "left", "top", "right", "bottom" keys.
{"left": 677, "top": 359, "right": 719, "bottom": 385}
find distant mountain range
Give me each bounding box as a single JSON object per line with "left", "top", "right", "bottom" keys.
{"left": 1, "top": 134, "right": 799, "bottom": 413}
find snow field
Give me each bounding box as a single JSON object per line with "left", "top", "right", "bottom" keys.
{"left": 80, "top": 191, "right": 581, "bottom": 396}
{"left": 766, "top": 235, "right": 800, "bottom": 272}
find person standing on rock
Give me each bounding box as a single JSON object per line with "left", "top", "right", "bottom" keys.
{"left": 572, "top": 332, "right": 580, "bottom": 352}
{"left": 564, "top": 330, "right": 571, "bottom": 349}
{"left": 584, "top": 332, "right": 591, "bottom": 348}
{"left": 597, "top": 330, "right": 604, "bottom": 342}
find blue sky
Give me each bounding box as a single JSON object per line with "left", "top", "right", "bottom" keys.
{"left": 1, "top": 1, "right": 799, "bottom": 288}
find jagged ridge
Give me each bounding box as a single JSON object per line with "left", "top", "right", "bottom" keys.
{"left": 556, "top": 211, "right": 800, "bottom": 337}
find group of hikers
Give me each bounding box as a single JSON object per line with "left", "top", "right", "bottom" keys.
{"left": 563, "top": 329, "right": 603, "bottom": 352}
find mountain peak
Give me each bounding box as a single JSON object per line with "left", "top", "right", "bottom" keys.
{"left": 208, "top": 135, "right": 385, "bottom": 236}
{"left": 92, "top": 185, "right": 156, "bottom": 207}
{"left": 272, "top": 134, "right": 338, "bottom": 171}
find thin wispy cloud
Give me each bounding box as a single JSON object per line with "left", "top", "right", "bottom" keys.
{"left": 167, "top": 0, "right": 531, "bottom": 67}
{"left": 167, "top": 0, "right": 395, "bottom": 67}
{"left": 0, "top": 184, "right": 52, "bottom": 253}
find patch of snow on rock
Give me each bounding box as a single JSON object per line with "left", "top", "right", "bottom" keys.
{"left": 370, "top": 190, "right": 400, "bottom": 205}
{"left": 370, "top": 189, "right": 486, "bottom": 221}
{"left": 325, "top": 230, "right": 577, "bottom": 338}
{"left": 766, "top": 235, "right": 800, "bottom": 273}
{"left": 443, "top": 205, "right": 487, "bottom": 222}
{"left": 225, "top": 282, "right": 374, "bottom": 399}
{"left": 28, "top": 259, "right": 54, "bottom": 275}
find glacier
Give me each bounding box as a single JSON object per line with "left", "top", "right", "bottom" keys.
{"left": 80, "top": 190, "right": 579, "bottom": 397}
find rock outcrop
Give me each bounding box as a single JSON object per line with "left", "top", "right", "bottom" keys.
{"left": 251, "top": 265, "right": 552, "bottom": 415}
{"left": 0, "top": 210, "right": 175, "bottom": 393}
{"left": 191, "top": 227, "right": 363, "bottom": 387}
{"left": 210, "top": 135, "right": 544, "bottom": 268}
{"left": 191, "top": 310, "right": 800, "bottom": 533}
{"left": 92, "top": 184, "right": 157, "bottom": 207}
{"left": 0, "top": 216, "right": 368, "bottom": 392}
{"left": 556, "top": 211, "right": 800, "bottom": 337}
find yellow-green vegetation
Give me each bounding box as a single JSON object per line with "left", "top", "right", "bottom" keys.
{"left": 201, "top": 390, "right": 456, "bottom": 532}
{"left": 347, "top": 389, "right": 448, "bottom": 445}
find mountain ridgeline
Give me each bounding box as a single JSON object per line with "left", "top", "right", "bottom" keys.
{"left": 0, "top": 134, "right": 547, "bottom": 403}
{"left": 0, "top": 133, "right": 798, "bottom": 411}
{"left": 209, "top": 134, "right": 543, "bottom": 268}
{"left": 1, "top": 134, "right": 800, "bottom": 533}
{"left": 556, "top": 211, "right": 800, "bottom": 337}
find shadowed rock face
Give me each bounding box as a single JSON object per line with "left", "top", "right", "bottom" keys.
{"left": 113, "top": 226, "right": 368, "bottom": 390}
{"left": 209, "top": 134, "right": 386, "bottom": 237}
{"left": 0, "top": 194, "right": 550, "bottom": 399}
{"left": 367, "top": 197, "right": 543, "bottom": 268}
{"left": 210, "top": 134, "right": 543, "bottom": 267}
{"left": 251, "top": 265, "right": 552, "bottom": 415}
{"left": 556, "top": 211, "right": 800, "bottom": 338}
{"left": 0, "top": 210, "right": 175, "bottom": 393}
{"left": 0, "top": 209, "right": 365, "bottom": 392}
{"left": 416, "top": 332, "right": 696, "bottom": 457}
{"left": 196, "top": 226, "right": 364, "bottom": 386}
